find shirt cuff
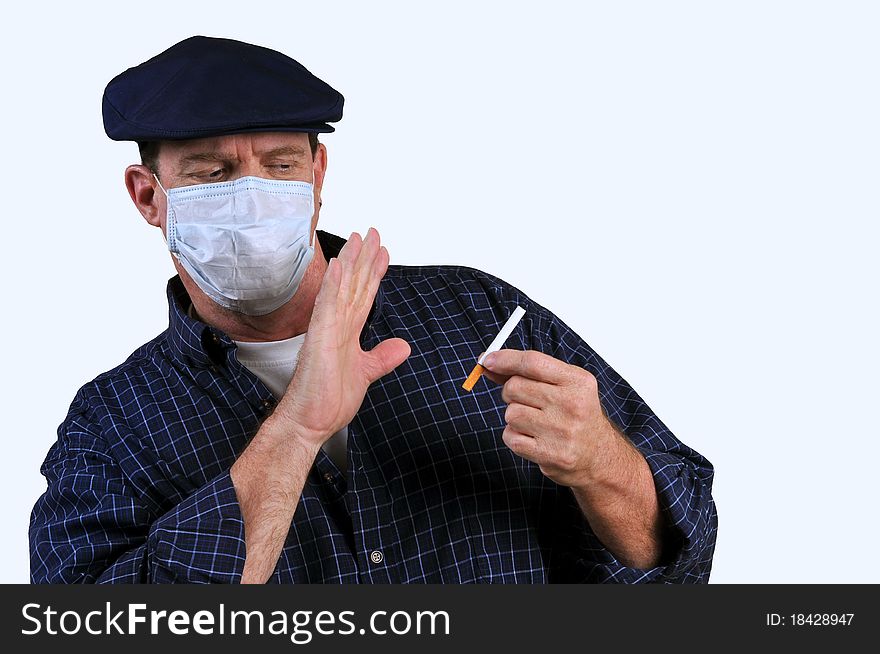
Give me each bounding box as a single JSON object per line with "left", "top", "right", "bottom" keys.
{"left": 631, "top": 448, "right": 718, "bottom": 583}
{"left": 147, "top": 470, "right": 246, "bottom": 583}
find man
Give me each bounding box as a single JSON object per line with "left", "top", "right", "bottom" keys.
{"left": 30, "top": 36, "right": 717, "bottom": 583}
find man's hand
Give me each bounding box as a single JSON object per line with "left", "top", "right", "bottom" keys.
{"left": 232, "top": 227, "right": 409, "bottom": 583}
{"left": 481, "top": 349, "right": 620, "bottom": 487}
{"left": 481, "top": 349, "right": 666, "bottom": 569}
{"left": 275, "top": 227, "right": 411, "bottom": 447}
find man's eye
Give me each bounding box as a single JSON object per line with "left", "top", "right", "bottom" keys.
{"left": 272, "top": 164, "right": 292, "bottom": 172}
{"left": 208, "top": 168, "right": 225, "bottom": 178}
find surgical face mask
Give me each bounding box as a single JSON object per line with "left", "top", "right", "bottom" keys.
{"left": 156, "top": 175, "right": 316, "bottom": 316}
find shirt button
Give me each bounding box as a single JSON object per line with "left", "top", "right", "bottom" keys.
{"left": 211, "top": 333, "right": 220, "bottom": 344}
{"left": 323, "top": 472, "right": 335, "bottom": 483}
{"left": 370, "top": 550, "right": 384, "bottom": 564}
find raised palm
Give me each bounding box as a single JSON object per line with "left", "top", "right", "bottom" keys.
{"left": 279, "top": 228, "right": 410, "bottom": 446}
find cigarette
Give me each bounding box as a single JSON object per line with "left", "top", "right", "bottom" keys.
{"left": 462, "top": 305, "right": 526, "bottom": 392}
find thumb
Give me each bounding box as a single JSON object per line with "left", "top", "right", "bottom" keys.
{"left": 364, "top": 338, "right": 411, "bottom": 383}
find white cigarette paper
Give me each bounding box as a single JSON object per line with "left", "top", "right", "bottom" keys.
{"left": 477, "top": 305, "right": 526, "bottom": 365}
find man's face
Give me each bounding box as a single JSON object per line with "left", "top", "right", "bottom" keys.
{"left": 152, "top": 131, "right": 325, "bottom": 238}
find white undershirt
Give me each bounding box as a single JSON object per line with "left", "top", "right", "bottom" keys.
{"left": 188, "top": 305, "right": 349, "bottom": 472}
{"left": 233, "top": 335, "right": 350, "bottom": 473}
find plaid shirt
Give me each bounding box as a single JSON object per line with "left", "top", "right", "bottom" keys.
{"left": 30, "top": 231, "right": 717, "bottom": 584}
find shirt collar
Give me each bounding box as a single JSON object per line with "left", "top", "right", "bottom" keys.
{"left": 166, "top": 229, "right": 385, "bottom": 369}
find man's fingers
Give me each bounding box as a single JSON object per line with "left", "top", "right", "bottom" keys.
{"left": 310, "top": 256, "right": 342, "bottom": 329}
{"left": 482, "top": 349, "right": 569, "bottom": 384}
{"left": 500, "top": 375, "right": 556, "bottom": 409}
{"left": 353, "top": 229, "right": 386, "bottom": 320}
{"left": 350, "top": 227, "right": 379, "bottom": 298}
{"left": 355, "top": 227, "right": 381, "bottom": 276}
{"left": 369, "top": 245, "right": 390, "bottom": 289}
{"left": 481, "top": 369, "right": 510, "bottom": 386}
{"left": 503, "top": 402, "right": 547, "bottom": 438}
{"left": 501, "top": 426, "right": 540, "bottom": 463}
{"left": 337, "top": 231, "right": 363, "bottom": 299}
{"left": 355, "top": 245, "right": 389, "bottom": 324}
{"left": 364, "top": 337, "right": 411, "bottom": 384}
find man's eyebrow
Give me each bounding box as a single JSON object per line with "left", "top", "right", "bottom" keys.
{"left": 178, "top": 152, "right": 238, "bottom": 165}
{"left": 261, "top": 145, "right": 307, "bottom": 158}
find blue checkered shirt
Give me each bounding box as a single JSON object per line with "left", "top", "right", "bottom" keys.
{"left": 30, "top": 231, "right": 717, "bottom": 583}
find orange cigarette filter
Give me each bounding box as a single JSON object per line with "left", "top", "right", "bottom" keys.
{"left": 462, "top": 363, "right": 485, "bottom": 392}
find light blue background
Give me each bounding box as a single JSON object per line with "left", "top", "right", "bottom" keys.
{"left": 1, "top": 0, "right": 877, "bottom": 582}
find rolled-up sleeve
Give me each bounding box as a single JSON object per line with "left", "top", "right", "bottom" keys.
{"left": 29, "top": 409, "right": 246, "bottom": 584}
{"left": 531, "top": 304, "right": 718, "bottom": 583}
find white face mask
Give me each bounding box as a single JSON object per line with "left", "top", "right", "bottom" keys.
{"left": 156, "top": 175, "right": 316, "bottom": 316}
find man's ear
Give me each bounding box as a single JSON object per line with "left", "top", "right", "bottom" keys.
{"left": 125, "top": 164, "right": 164, "bottom": 228}
{"left": 310, "top": 143, "right": 328, "bottom": 237}
{"left": 313, "top": 142, "right": 328, "bottom": 200}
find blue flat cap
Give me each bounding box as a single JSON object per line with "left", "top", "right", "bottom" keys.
{"left": 102, "top": 35, "right": 343, "bottom": 141}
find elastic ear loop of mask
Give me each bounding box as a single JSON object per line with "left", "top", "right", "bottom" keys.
{"left": 153, "top": 173, "right": 167, "bottom": 196}
{"left": 310, "top": 168, "right": 319, "bottom": 248}
{"left": 153, "top": 174, "right": 174, "bottom": 250}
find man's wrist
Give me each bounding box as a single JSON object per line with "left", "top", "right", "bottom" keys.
{"left": 231, "top": 419, "right": 320, "bottom": 521}
{"left": 571, "top": 418, "right": 642, "bottom": 495}
{"left": 266, "top": 401, "right": 332, "bottom": 450}
{"left": 258, "top": 412, "right": 322, "bottom": 460}
{"left": 233, "top": 414, "right": 321, "bottom": 489}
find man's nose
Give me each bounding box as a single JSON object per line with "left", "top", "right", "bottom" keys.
{"left": 236, "top": 159, "right": 264, "bottom": 179}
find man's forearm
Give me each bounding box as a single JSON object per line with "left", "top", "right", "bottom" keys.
{"left": 570, "top": 423, "right": 666, "bottom": 570}
{"left": 230, "top": 414, "right": 319, "bottom": 584}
